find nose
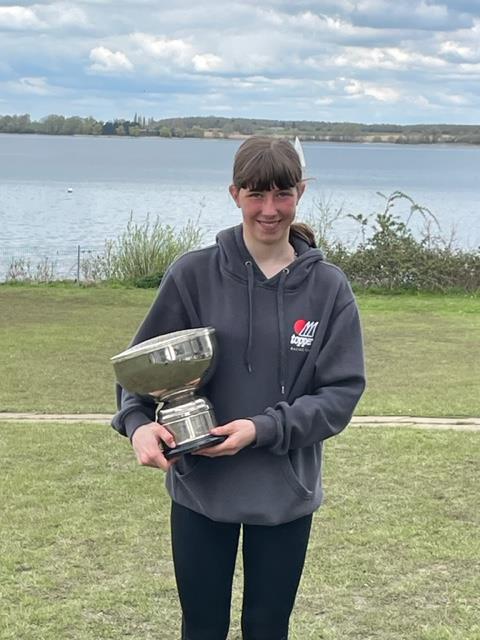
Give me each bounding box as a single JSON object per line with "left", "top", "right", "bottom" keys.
{"left": 261, "top": 193, "right": 277, "bottom": 216}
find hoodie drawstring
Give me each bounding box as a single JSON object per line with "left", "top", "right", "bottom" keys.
{"left": 277, "top": 268, "right": 289, "bottom": 395}
{"left": 244, "top": 261, "right": 254, "bottom": 373}
{"left": 244, "top": 261, "right": 289, "bottom": 396}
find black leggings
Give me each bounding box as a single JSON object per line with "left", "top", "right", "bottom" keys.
{"left": 171, "top": 502, "right": 312, "bottom": 640}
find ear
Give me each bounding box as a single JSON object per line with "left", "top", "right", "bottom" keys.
{"left": 229, "top": 184, "right": 241, "bottom": 207}
{"left": 296, "top": 181, "right": 306, "bottom": 202}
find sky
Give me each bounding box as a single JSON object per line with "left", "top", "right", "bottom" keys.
{"left": 0, "top": 0, "right": 479, "bottom": 124}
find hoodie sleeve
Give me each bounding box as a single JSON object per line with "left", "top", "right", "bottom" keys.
{"left": 111, "top": 267, "right": 191, "bottom": 440}
{"left": 251, "top": 297, "right": 366, "bottom": 455}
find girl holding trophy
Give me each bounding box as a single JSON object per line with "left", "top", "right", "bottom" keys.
{"left": 112, "top": 136, "right": 365, "bottom": 640}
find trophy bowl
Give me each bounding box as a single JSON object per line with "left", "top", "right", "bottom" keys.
{"left": 111, "top": 327, "right": 225, "bottom": 458}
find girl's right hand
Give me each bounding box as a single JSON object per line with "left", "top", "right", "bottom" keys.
{"left": 131, "top": 422, "right": 177, "bottom": 471}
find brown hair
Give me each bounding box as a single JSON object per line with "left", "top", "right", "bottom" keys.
{"left": 232, "top": 136, "right": 316, "bottom": 248}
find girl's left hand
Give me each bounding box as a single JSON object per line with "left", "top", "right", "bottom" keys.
{"left": 193, "top": 419, "right": 256, "bottom": 457}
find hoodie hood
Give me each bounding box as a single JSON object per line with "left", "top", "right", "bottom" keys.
{"left": 216, "top": 224, "right": 324, "bottom": 290}
{"left": 216, "top": 225, "right": 324, "bottom": 394}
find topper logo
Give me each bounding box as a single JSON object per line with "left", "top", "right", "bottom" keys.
{"left": 290, "top": 319, "right": 318, "bottom": 350}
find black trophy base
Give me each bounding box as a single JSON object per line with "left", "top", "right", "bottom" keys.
{"left": 163, "top": 434, "right": 227, "bottom": 460}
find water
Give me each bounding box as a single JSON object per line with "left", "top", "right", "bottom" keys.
{"left": 0, "top": 134, "right": 479, "bottom": 279}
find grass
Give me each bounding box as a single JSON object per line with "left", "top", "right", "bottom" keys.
{"left": 0, "top": 285, "right": 479, "bottom": 417}
{"left": 0, "top": 423, "right": 478, "bottom": 639}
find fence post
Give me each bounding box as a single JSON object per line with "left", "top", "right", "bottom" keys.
{"left": 77, "top": 245, "right": 81, "bottom": 284}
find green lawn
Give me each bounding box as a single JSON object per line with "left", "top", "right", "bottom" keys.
{"left": 0, "top": 285, "right": 479, "bottom": 417}
{"left": 1, "top": 423, "right": 478, "bottom": 639}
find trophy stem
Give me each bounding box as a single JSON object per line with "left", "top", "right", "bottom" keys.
{"left": 162, "top": 388, "right": 197, "bottom": 406}
{"left": 157, "top": 396, "right": 225, "bottom": 459}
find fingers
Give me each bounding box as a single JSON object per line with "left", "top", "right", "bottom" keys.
{"left": 131, "top": 422, "right": 176, "bottom": 471}
{"left": 136, "top": 448, "right": 173, "bottom": 471}
{"left": 209, "top": 424, "right": 234, "bottom": 437}
{"left": 194, "top": 420, "right": 256, "bottom": 457}
{"left": 151, "top": 422, "right": 176, "bottom": 449}
{"left": 193, "top": 441, "right": 234, "bottom": 457}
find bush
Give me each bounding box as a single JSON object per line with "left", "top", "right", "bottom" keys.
{"left": 81, "top": 214, "right": 203, "bottom": 286}
{"left": 6, "top": 256, "right": 57, "bottom": 284}
{"left": 305, "top": 191, "right": 480, "bottom": 293}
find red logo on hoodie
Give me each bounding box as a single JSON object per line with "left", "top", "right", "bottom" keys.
{"left": 293, "top": 319, "right": 307, "bottom": 335}
{"left": 290, "top": 319, "right": 318, "bottom": 350}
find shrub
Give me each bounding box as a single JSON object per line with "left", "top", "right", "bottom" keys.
{"left": 304, "top": 191, "right": 480, "bottom": 293}
{"left": 81, "top": 214, "right": 203, "bottom": 286}
{"left": 5, "top": 256, "right": 57, "bottom": 283}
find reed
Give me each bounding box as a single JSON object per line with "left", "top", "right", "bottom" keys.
{"left": 81, "top": 214, "right": 203, "bottom": 286}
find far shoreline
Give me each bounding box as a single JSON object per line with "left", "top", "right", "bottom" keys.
{"left": 0, "top": 131, "right": 479, "bottom": 147}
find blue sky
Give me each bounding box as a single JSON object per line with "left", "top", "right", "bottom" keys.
{"left": 1, "top": 0, "right": 479, "bottom": 124}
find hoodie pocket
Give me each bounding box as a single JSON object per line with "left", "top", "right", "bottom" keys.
{"left": 280, "top": 454, "right": 314, "bottom": 500}
{"left": 173, "top": 455, "right": 202, "bottom": 480}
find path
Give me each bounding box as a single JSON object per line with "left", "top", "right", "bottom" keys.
{"left": 1, "top": 413, "right": 479, "bottom": 431}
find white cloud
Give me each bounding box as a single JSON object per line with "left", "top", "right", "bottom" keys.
{"left": 7, "top": 76, "right": 55, "bottom": 95}
{"left": 315, "top": 97, "right": 334, "bottom": 105}
{"left": 192, "top": 53, "right": 222, "bottom": 72}
{"left": 0, "top": 6, "right": 42, "bottom": 29}
{"left": 36, "top": 2, "right": 89, "bottom": 28}
{"left": 344, "top": 79, "right": 401, "bottom": 102}
{"left": 439, "top": 40, "right": 477, "bottom": 60}
{"left": 332, "top": 46, "right": 447, "bottom": 70}
{"left": 0, "top": 3, "right": 88, "bottom": 30}
{"left": 89, "top": 46, "right": 133, "bottom": 73}
{"left": 131, "top": 33, "right": 193, "bottom": 66}
{"left": 442, "top": 93, "right": 469, "bottom": 105}
{"left": 128, "top": 33, "right": 225, "bottom": 73}
{"left": 1, "top": 0, "right": 479, "bottom": 123}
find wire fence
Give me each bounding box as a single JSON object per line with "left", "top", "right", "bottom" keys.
{"left": 0, "top": 245, "right": 106, "bottom": 283}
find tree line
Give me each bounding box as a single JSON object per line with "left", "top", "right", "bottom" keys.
{"left": 1, "top": 113, "right": 479, "bottom": 144}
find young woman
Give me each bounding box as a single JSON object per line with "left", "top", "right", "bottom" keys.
{"left": 112, "top": 136, "right": 366, "bottom": 640}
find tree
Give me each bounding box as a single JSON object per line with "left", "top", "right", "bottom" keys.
{"left": 159, "top": 126, "right": 172, "bottom": 137}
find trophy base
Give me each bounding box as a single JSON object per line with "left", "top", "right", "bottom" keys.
{"left": 163, "top": 434, "right": 227, "bottom": 460}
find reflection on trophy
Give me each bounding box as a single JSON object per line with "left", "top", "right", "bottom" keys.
{"left": 111, "top": 327, "right": 225, "bottom": 459}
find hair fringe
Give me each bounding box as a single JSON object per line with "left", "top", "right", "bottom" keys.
{"left": 233, "top": 136, "right": 302, "bottom": 191}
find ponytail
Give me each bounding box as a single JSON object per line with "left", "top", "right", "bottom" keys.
{"left": 290, "top": 222, "right": 317, "bottom": 248}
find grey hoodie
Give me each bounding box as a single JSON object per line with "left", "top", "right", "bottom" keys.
{"left": 112, "top": 224, "right": 365, "bottom": 525}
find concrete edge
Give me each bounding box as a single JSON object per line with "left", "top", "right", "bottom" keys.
{"left": 0, "top": 413, "right": 479, "bottom": 431}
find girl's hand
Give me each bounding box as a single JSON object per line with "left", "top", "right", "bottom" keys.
{"left": 131, "top": 422, "right": 177, "bottom": 471}
{"left": 193, "top": 419, "right": 256, "bottom": 457}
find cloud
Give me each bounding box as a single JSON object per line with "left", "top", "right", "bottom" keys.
{"left": 331, "top": 46, "right": 448, "bottom": 71}
{"left": 128, "top": 33, "right": 223, "bottom": 73}
{"left": 131, "top": 33, "right": 193, "bottom": 65}
{"left": 37, "top": 2, "right": 88, "bottom": 28}
{"left": 350, "top": 0, "right": 473, "bottom": 30}
{"left": 344, "top": 79, "right": 402, "bottom": 102}
{"left": 1, "top": 0, "right": 479, "bottom": 124}
{"left": 0, "top": 2, "right": 88, "bottom": 30}
{"left": 439, "top": 39, "right": 480, "bottom": 63}
{"left": 192, "top": 54, "right": 222, "bottom": 72}
{"left": 89, "top": 46, "right": 133, "bottom": 73}
{"left": 8, "top": 76, "right": 53, "bottom": 94}
{"left": 0, "top": 6, "right": 42, "bottom": 29}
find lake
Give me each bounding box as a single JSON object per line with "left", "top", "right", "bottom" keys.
{"left": 0, "top": 134, "right": 479, "bottom": 279}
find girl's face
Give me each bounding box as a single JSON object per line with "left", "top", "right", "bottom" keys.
{"left": 229, "top": 183, "right": 305, "bottom": 247}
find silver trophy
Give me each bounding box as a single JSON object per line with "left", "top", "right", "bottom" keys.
{"left": 111, "top": 327, "right": 224, "bottom": 459}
